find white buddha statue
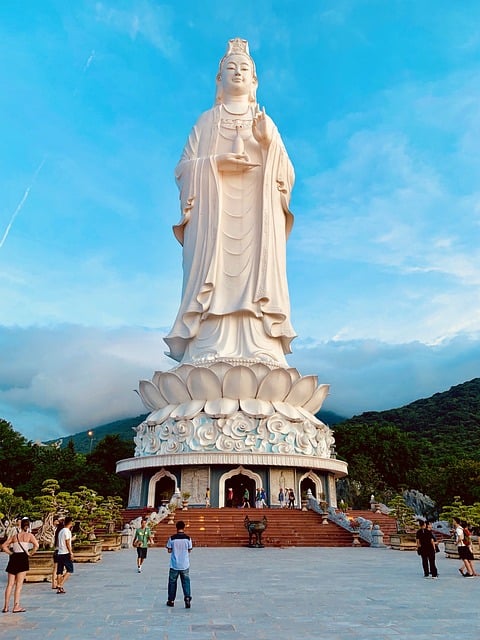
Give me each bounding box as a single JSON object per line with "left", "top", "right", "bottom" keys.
{"left": 164, "top": 38, "right": 296, "bottom": 367}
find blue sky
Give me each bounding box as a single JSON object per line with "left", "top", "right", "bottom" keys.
{"left": 1, "top": 0, "right": 479, "bottom": 442}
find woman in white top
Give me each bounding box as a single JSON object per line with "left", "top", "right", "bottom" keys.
{"left": 2, "top": 517, "right": 39, "bottom": 613}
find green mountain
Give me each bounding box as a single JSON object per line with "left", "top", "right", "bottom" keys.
{"left": 341, "top": 377, "right": 480, "bottom": 458}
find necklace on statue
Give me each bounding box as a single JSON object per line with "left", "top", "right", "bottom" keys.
{"left": 222, "top": 103, "right": 251, "bottom": 117}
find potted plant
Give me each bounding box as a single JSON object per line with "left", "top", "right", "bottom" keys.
{"left": 388, "top": 494, "right": 418, "bottom": 550}
{"left": 96, "top": 496, "right": 124, "bottom": 551}
{"left": 181, "top": 491, "right": 191, "bottom": 510}
{"left": 167, "top": 503, "right": 176, "bottom": 525}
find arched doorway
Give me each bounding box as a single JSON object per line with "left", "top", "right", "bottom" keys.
{"left": 224, "top": 473, "right": 255, "bottom": 508}
{"left": 147, "top": 469, "right": 178, "bottom": 507}
{"left": 155, "top": 477, "right": 175, "bottom": 506}
{"left": 218, "top": 466, "right": 262, "bottom": 508}
{"left": 299, "top": 471, "right": 322, "bottom": 502}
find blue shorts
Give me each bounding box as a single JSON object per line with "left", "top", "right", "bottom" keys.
{"left": 56, "top": 553, "right": 74, "bottom": 575}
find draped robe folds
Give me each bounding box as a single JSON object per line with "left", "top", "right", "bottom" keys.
{"left": 164, "top": 105, "right": 296, "bottom": 366}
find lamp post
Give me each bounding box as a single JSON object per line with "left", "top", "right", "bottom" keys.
{"left": 87, "top": 430, "right": 95, "bottom": 453}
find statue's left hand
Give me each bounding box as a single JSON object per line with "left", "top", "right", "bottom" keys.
{"left": 252, "top": 106, "right": 273, "bottom": 147}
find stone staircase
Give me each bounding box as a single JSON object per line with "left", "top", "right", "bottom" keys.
{"left": 121, "top": 508, "right": 394, "bottom": 548}
{"left": 349, "top": 509, "right": 398, "bottom": 545}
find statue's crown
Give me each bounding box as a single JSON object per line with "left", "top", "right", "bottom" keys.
{"left": 225, "top": 38, "right": 250, "bottom": 57}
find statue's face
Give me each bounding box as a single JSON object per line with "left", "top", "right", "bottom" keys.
{"left": 220, "top": 54, "right": 255, "bottom": 97}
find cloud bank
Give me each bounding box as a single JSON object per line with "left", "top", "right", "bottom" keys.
{"left": 1, "top": 325, "right": 478, "bottom": 441}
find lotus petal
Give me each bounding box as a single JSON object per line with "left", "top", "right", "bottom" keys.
{"left": 208, "top": 361, "right": 233, "bottom": 382}
{"left": 204, "top": 397, "right": 239, "bottom": 418}
{"left": 302, "top": 384, "right": 330, "bottom": 413}
{"left": 146, "top": 405, "right": 176, "bottom": 425}
{"left": 139, "top": 380, "right": 166, "bottom": 410}
{"left": 250, "top": 362, "right": 271, "bottom": 384}
{"left": 158, "top": 372, "right": 191, "bottom": 404}
{"left": 223, "top": 366, "right": 258, "bottom": 400}
{"left": 256, "top": 368, "right": 292, "bottom": 401}
{"left": 170, "top": 399, "right": 205, "bottom": 420}
{"left": 286, "top": 367, "right": 301, "bottom": 382}
{"left": 272, "top": 401, "right": 304, "bottom": 422}
{"left": 173, "top": 364, "right": 195, "bottom": 383}
{"left": 297, "top": 406, "right": 325, "bottom": 426}
{"left": 240, "top": 398, "right": 274, "bottom": 418}
{"left": 186, "top": 367, "right": 222, "bottom": 400}
{"left": 284, "top": 375, "right": 318, "bottom": 407}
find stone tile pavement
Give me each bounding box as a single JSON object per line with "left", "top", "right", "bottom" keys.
{"left": 0, "top": 544, "right": 478, "bottom": 639}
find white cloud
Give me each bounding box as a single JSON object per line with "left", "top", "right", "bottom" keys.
{"left": 95, "top": 1, "right": 179, "bottom": 58}
{"left": 1, "top": 325, "right": 478, "bottom": 441}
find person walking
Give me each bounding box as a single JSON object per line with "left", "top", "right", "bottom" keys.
{"left": 133, "top": 518, "right": 153, "bottom": 573}
{"left": 2, "top": 517, "right": 39, "bottom": 613}
{"left": 415, "top": 520, "right": 438, "bottom": 578}
{"left": 287, "top": 488, "right": 295, "bottom": 509}
{"left": 453, "top": 517, "right": 476, "bottom": 577}
{"left": 278, "top": 488, "right": 285, "bottom": 509}
{"left": 242, "top": 488, "right": 250, "bottom": 508}
{"left": 56, "top": 517, "right": 75, "bottom": 594}
{"left": 166, "top": 520, "right": 192, "bottom": 608}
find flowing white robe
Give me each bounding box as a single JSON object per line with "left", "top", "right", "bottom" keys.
{"left": 164, "top": 105, "right": 296, "bottom": 365}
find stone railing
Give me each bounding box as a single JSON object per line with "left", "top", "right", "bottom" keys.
{"left": 307, "top": 496, "right": 386, "bottom": 547}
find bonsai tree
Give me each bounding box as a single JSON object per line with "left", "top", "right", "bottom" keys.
{"left": 96, "top": 495, "right": 123, "bottom": 533}
{"left": 69, "top": 486, "right": 104, "bottom": 542}
{"left": 388, "top": 493, "right": 418, "bottom": 533}
{"left": 440, "top": 496, "right": 480, "bottom": 531}
{"left": 32, "top": 479, "right": 73, "bottom": 549}
{"left": 0, "top": 483, "right": 33, "bottom": 540}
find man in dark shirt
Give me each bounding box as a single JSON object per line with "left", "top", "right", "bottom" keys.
{"left": 415, "top": 520, "right": 438, "bottom": 578}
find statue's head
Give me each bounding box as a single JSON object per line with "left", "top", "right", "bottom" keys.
{"left": 215, "top": 38, "right": 258, "bottom": 105}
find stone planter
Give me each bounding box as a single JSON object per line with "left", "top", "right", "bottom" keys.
{"left": 167, "top": 512, "right": 176, "bottom": 525}
{"left": 25, "top": 550, "right": 54, "bottom": 583}
{"left": 444, "top": 538, "right": 480, "bottom": 559}
{"left": 100, "top": 533, "right": 122, "bottom": 551}
{"left": 389, "top": 533, "right": 417, "bottom": 551}
{"left": 73, "top": 540, "right": 103, "bottom": 563}
{"left": 182, "top": 500, "right": 189, "bottom": 511}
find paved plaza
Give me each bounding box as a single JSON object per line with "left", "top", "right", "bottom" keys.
{"left": 0, "top": 544, "right": 478, "bottom": 639}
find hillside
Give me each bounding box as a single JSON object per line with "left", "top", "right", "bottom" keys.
{"left": 341, "top": 377, "right": 480, "bottom": 458}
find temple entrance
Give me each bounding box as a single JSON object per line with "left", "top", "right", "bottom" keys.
{"left": 224, "top": 473, "right": 256, "bottom": 508}
{"left": 300, "top": 476, "right": 317, "bottom": 499}
{"left": 154, "top": 476, "right": 175, "bottom": 506}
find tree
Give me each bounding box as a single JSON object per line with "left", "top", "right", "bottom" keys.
{"left": 0, "top": 419, "right": 34, "bottom": 488}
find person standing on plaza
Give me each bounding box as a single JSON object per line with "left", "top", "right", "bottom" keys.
{"left": 2, "top": 517, "right": 39, "bottom": 613}
{"left": 51, "top": 516, "right": 64, "bottom": 589}
{"left": 453, "top": 517, "right": 476, "bottom": 577}
{"left": 56, "top": 517, "right": 75, "bottom": 594}
{"left": 133, "top": 518, "right": 153, "bottom": 573}
{"left": 166, "top": 520, "right": 192, "bottom": 608}
{"left": 415, "top": 520, "right": 438, "bottom": 578}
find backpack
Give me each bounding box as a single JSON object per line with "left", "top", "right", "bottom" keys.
{"left": 464, "top": 528, "right": 472, "bottom": 546}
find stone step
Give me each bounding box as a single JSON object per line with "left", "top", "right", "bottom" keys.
{"left": 122, "top": 507, "right": 374, "bottom": 548}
